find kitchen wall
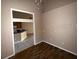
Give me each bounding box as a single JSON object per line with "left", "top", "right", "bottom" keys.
{"left": 42, "top": 1, "right": 77, "bottom": 54}
{"left": 1, "top": 0, "right": 42, "bottom": 58}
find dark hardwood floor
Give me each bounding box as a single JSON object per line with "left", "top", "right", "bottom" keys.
{"left": 9, "top": 42, "right": 77, "bottom": 59}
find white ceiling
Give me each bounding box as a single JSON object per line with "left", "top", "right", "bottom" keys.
{"left": 42, "top": 0, "right": 77, "bottom": 13}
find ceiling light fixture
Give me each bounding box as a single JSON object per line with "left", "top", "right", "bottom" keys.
{"left": 34, "top": 0, "right": 42, "bottom": 10}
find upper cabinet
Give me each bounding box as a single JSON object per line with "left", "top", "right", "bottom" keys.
{"left": 11, "top": 8, "right": 35, "bottom": 43}
{"left": 12, "top": 11, "right": 33, "bottom": 19}
{"left": 11, "top": 9, "right": 34, "bottom": 22}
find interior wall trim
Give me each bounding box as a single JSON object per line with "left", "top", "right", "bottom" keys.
{"left": 3, "top": 41, "right": 42, "bottom": 59}
{"left": 35, "top": 41, "right": 43, "bottom": 45}
{"left": 4, "top": 40, "right": 77, "bottom": 59}
{"left": 43, "top": 41, "right": 77, "bottom": 56}
{"left": 4, "top": 53, "right": 15, "bottom": 59}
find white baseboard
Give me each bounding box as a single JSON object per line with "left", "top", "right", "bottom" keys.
{"left": 4, "top": 40, "right": 77, "bottom": 59}
{"left": 3, "top": 41, "right": 42, "bottom": 59}
{"left": 35, "top": 41, "right": 43, "bottom": 45}
{"left": 43, "top": 41, "right": 77, "bottom": 56}
{"left": 4, "top": 53, "right": 15, "bottom": 59}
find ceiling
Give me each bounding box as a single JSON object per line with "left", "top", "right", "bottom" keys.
{"left": 41, "top": 0, "right": 77, "bottom": 13}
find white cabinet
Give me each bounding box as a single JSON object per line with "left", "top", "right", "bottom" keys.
{"left": 11, "top": 8, "right": 35, "bottom": 54}
{"left": 15, "top": 37, "right": 34, "bottom": 53}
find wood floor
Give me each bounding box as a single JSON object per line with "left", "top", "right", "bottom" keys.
{"left": 9, "top": 42, "right": 77, "bottom": 59}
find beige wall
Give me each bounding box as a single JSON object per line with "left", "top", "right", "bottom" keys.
{"left": 42, "top": 2, "right": 77, "bottom": 54}
{"left": 1, "top": 0, "right": 77, "bottom": 58}
{"left": 1, "top": 0, "right": 42, "bottom": 58}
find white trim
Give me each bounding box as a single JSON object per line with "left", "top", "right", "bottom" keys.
{"left": 36, "top": 41, "right": 77, "bottom": 55}
{"left": 4, "top": 41, "right": 37, "bottom": 59}
{"left": 10, "top": 8, "right": 16, "bottom": 55}
{"left": 35, "top": 41, "right": 43, "bottom": 45}
{"left": 13, "top": 18, "right": 33, "bottom": 22}
{"left": 4, "top": 41, "right": 77, "bottom": 59}
{"left": 43, "top": 41, "right": 77, "bottom": 56}
{"left": 10, "top": 8, "right": 36, "bottom": 57}
{"left": 4, "top": 53, "right": 15, "bottom": 59}
{"left": 33, "top": 13, "right": 36, "bottom": 45}
{"left": 11, "top": 8, "right": 33, "bottom": 14}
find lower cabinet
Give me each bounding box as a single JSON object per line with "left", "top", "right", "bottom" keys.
{"left": 15, "top": 36, "right": 34, "bottom": 53}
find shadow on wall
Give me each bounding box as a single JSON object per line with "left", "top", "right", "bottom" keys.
{"left": 42, "top": 0, "right": 77, "bottom": 13}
